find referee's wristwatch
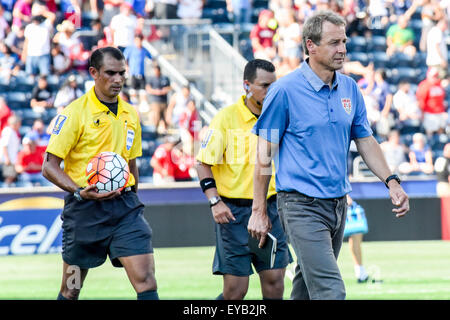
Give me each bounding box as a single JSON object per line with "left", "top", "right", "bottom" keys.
{"left": 73, "top": 187, "right": 85, "bottom": 202}
{"left": 208, "top": 196, "right": 221, "bottom": 208}
{"left": 385, "top": 174, "right": 401, "bottom": 189}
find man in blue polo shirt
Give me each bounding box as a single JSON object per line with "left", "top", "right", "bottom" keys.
{"left": 123, "top": 33, "right": 152, "bottom": 104}
{"left": 248, "top": 10, "right": 410, "bottom": 300}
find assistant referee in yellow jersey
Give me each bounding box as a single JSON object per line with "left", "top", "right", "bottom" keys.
{"left": 196, "top": 59, "right": 292, "bottom": 300}
{"left": 42, "top": 47, "right": 159, "bottom": 300}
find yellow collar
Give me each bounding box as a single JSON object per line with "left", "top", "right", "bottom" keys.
{"left": 87, "top": 86, "right": 129, "bottom": 117}
{"left": 238, "top": 95, "right": 258, "bottom": 123}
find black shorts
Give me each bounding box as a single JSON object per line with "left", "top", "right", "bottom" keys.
{"left": 131, "top": 75, "right": 146, "bottom": 90}
{"left": 61, "top": 190, "right": 153, "bottom": 269}
{"left": 213, "top": 196, "right": 293, "bottom": 276}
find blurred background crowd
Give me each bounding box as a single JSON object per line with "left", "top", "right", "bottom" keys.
{"left": 0, "top": 0, "right": 448, "bottom": 189}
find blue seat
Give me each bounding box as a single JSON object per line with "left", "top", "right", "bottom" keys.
{"left": 388, "top": 67, "right": 418, "bottom": 85}
{"left": 347, "top": 36, "right": 367, "bottom": 53}
{"left": 367, "top": 35, "right": 387, "bottom": 52}
{"left": 391, "top": 52, "right": 415, "bottom": 68}
{"left": 6, "top": 91, "right": 29, "bottom": 110}
{"left": 347, "top": 52, "right": 369, "bottom": 66}
{"left": 11, "top": 75, "right": 34, "bottom": 92}
{"left": 137, "top": 156, "right": 153, "bottom": 177}
{"left": 204, "top": 0, "right": 226, "bottom": 9}
{"left": 253, "top": 0, "right": 268, "bottom": 8}
{"left": 370, "top": 51, "right": 389, "bottom": 68}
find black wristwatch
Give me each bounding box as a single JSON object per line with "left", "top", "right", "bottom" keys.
{"left": 73, "top": 187, "right": 84, "bottom": 202}
{"left": 208, "top": 196, "right": 221, "bottom": 208}
{"left": 385, "top": 174, "right": 401, "bottom": 189}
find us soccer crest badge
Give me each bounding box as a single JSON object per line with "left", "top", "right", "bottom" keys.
{"left": 341, "top": 98, "right": 352, "bottom": 114}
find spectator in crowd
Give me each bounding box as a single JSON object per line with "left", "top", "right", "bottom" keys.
{"left": 0, "top": 4, "right": 10, "bottom": 42}
{"left": 367, "top": 0, "right": 390, "bottom": 29}
{"left": 380, "top": 129, "right": 411, "bottom": 174}
{"left": 50, "top": 43, "right": 71, "bottom": 76}
{"left": 4, "top": 24, "right": 25, "bottom": 59}
{"left": 0, "top": 115, "right": 21, "bottom": 186}
{"left": 226, "top": 0, "right": 251, "bottom": 24}
{"left": 358, "top": 69, "right": 394, "bottom": 137}
{"left": 152, "top": 0, "right": 178, "bottom": 19}
{"left": 54, "top": 74, "right": 83, "bottom": 110}
{"left": 419, "top": 0, "right": 444, "bottom": 52}
{"left": 53, "top": 19, "right": 79, "bottom": 58}
{"left": 22, "top": 10, "right": 56, "bottom": 77}
{"left": 15, "top": 134, "right": 50, "bottom": 186}
{"left": 146, "top": 64, "right": 171, "bottom": 133}
{"left": 392, "top": 80, "right": 422, "bottom": 133}
{"left": 110, "top": 1, "right": 138, "bottom": 52}
{"left": 407, "top": 132, "right": 435, "bottom": 174}
{"left": 11, "top": 0, "right": 32, "bottom": 31}
{"left": 165, "top": 84, "right": 195, "bottom": 130}
{"left": 386, "top": 14, "right": 416, "bottom": 57}
{"left": 26, "top": 118, "right": 50, "bottom": 149}
{"left": 416, "top": 67, "right": 448, "bottom": 137}
{"left": 345, "top": 194, "right": 370, "bottom": 283}
{"left": 30, "top": 75, "right": 54, "bottom": 113}
{"left": 150, "top": 135, "right": 195, "bottom": 185}
{"left": 177, "top": 0, "right": 203, "bottom": 20}
{"left": 123, "top": 33, "right": 153, "bottom": 104}
{"left": 435, "top": 143, "right": 450, "bottom": 197}
{"left": 250, "top": 9, "right": 277, "bottom": 61}
{"left": 85, "top": 18, "right": 105, "bottom": 51}
{"left": 426, "top": 16, "right": 448, "bottom": 79}
{"left": 275, "top": 8, "right": 302, "bottom": 71}
{"left": 101, "top": 0, "right": 124, "bottom": 27}
{"left": 0, "top": 42, "right": 20, "bottom": 83}
{"left": 0, "top": 96, "right": 12, "bottom": 132}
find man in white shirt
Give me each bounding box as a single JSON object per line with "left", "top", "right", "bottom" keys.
{"left": 22, "top": 10, "right": 56, "bottom": 77}
{"left": 110, "top": 2, "right": 137, "bottom": 51}
{"left": 426, "top": 17, "right": 448, "bottom": 79}
{"left": 0, "top": 115, "right": 21, "bottom": 186}
{"left": 392, "top": 80, "right": 422, "bottom": 133}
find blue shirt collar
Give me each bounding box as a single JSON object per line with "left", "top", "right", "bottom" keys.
{"left": 299, "top": 59, "right": 339, "bottom": 92}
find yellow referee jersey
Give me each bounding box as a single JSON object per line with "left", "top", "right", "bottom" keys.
{"left": 196, "top": 95, "right": 276, "bottom": 199}
{"left": 46, "top": 86, "right": 142, "bottom": 188}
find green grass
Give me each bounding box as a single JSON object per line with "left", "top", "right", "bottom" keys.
{"left": 1, "top": 240, "right": 450, "bottom": 300}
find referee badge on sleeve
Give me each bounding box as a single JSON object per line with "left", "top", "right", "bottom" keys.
{"left": 201, "top": 129, "right": 213, "bottom": 149}
{"left": 52, "top": 115, "right": 67, "bottom": 135}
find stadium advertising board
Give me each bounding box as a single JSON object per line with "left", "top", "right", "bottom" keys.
{"left": 0, "top": 197, "right": 63, "bottom": 256}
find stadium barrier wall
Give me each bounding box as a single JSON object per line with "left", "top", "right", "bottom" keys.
{"left": 0, "top": 181, "right": 447, "bottom": 254}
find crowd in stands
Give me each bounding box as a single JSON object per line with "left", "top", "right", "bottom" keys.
{"left": 0, "top": 0, "right": 448, "bottom": 187}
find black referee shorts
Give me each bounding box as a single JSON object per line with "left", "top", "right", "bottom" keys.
{"left": 61, "top": 190, "right": 153, "bottom": 269}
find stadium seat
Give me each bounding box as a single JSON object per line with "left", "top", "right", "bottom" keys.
{"left": 6, "top": 91, "right": 29, "bottom": 110}
{"left": 141, "top": 125, "right": 158, "bottom": 141}
{"left": 388, "top": 67, "right": 418, "bottom": 85}
{"left": 46, "top": 75, "right": 60, "bottom": 92}
{"left": 11, "top": 75, "right": 34, "bottom": 92}
{"left": 204, "top": 0, "right": 226, "bottom": 9}
{"left": 346, "top": 52, "right": 369, "bottom": 66}
{"left": 367, "top": 35, "right": 387, "bottom": 52}
{"left": 352, "top": 155, "right": 375, "bottom": 178}
{"left": 136, "top": 156, "right": 153, "bottom": 177}
{"left": 370, "top": 51, "right": 389, "bottom": 69}
{"left": 239, "top": 39, "right": 254, "bottom": 61}
{"left": 391, "top": 52, "right": 415, "bottom": 68}
{"left": 20, "top": 108, "right": 43, "bottom": 127}
{"left": 253, "top": 0, "right": 269, "bottom": 8}
{"left": 347, "top": 36, "right": 367, "bottom": 53}
{"left": 0, "top": 78, "right": 10, "bottom": 94}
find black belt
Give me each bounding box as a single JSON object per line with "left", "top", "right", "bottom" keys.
{"left": 221, "top": 194, "right": 277, "bottom": 207}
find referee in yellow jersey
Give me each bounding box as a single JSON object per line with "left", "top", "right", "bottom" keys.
{"left": 42, "top": 47, "right": 158, "bottom": 300}
{"left": 196, "top": 59, "right": 292, "bottom": 300}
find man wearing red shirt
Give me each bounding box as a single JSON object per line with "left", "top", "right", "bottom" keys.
{"left": 15, "top": 134, "right": 50, "bottom": 186}
{"left": 416, "top": 67, "right": 448, "bottom": 136}
{"left": 250, "top": 9, "right": 276, "bottom": 61}
{"left": 150, "top": 136, "right": 194, "bottom": 185}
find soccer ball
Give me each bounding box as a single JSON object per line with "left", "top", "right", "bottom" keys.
{"left": 86, "top": 151, "right": 130, "bottom": 193}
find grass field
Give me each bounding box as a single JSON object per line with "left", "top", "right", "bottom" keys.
{"left": 1, "top": 240, "right": 450, "bottom": 300}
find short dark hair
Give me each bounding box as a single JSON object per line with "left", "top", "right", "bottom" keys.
{"left": 89, "top": 46, "right": 125, "bottom": 70}
{"left": 243, "top": 59, "right": 275, "bottom": 83}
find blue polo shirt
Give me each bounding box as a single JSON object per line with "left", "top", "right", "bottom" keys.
{"left": 123, "top": 45, "right": 152, "bottom": 77}
{"left": 253, "top": 60, "right": 372, "bottom": 198}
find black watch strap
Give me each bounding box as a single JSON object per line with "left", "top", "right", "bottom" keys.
{"left": 385, "top": 174, "right": 401, "bottom": 189}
